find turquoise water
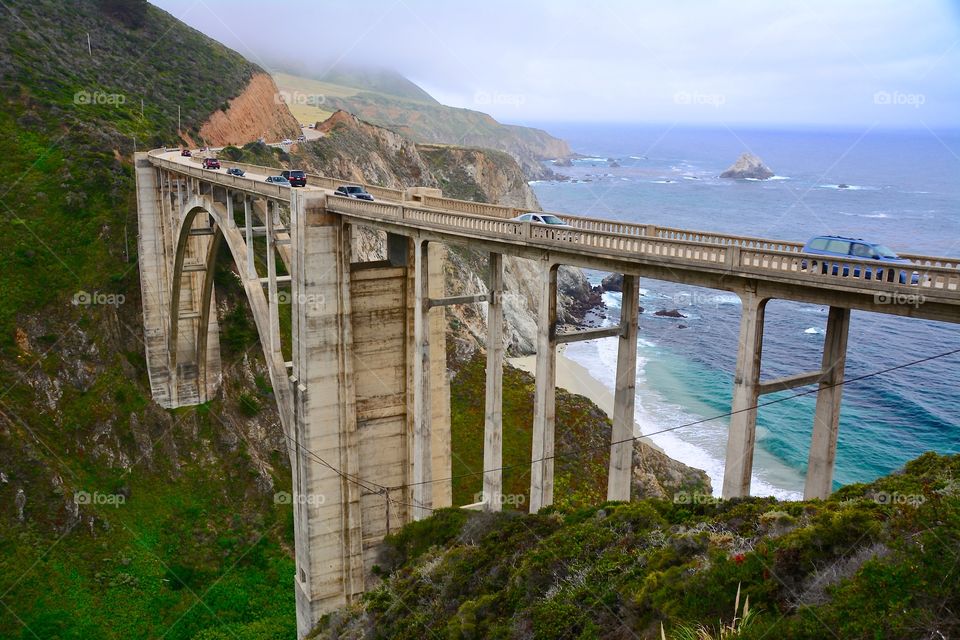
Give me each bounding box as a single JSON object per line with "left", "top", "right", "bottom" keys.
{"left": 531, "top": 124, "right": 960, "bottom": 497}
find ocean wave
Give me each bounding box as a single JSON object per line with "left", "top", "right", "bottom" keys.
{"left": 629, "top": 155, "right": 647, "bottom": 160}
{"left": 652, "top": 179, "right": 675, "bottom": 184}
{"left": 819, "top": 184, "right": 877, "bottom": 191}
{"left": 804, "top": 327, "right": 825, "bottom": 335}
{"left": 768, "top": 175, "right": 790, "bottom": 180}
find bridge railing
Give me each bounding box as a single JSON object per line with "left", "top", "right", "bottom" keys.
{"left": 418, "top": 195, "right": 532, "bottom": 219}
{"left": 151, "top": 153, "right": 960, "bottom": 298}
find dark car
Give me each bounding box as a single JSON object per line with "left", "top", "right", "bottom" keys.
{"left": 281, "top": 170, "right": 306, "bottom": 187}
{"left": 265, "top": 176, "right": 291, "bottom": 186}
{"left": 334, "top": 185, "right": 374, "bottom": 201}
{"left": 226, "top": 168, "right": 245, "bottom": 177}
{"left": 801, "top": 235, "right": 919, "bottom": 284}
{"left": 180, "top": 149, "right": 191, "bottom": 157}
{"left": 201, "top": 157, "right": 220, "bottom": 170}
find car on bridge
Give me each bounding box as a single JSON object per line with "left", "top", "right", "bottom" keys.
{"left": 180, "top": 149, "right": 191, "bottom": 157}
{"left": 265, "top": 175, "right": 291, "bottom": 186}
{"left": 512, "top": 212, "right": 573, "bottom": 228}
{"left": 201, "top": 157, "right": 220, "bottom": 170}
{"left": 801, "top": 235, "right": 919, "bottom": 284}
{"left": 226, "top": 168, "right": 245, "bottom": 177}
{"left": 281, "top": 170, "right": 306, "bottom": 187}
{"left": 334, "top": 185, "right": 374, "bottom": 201}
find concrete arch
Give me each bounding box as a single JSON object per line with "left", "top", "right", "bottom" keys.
{"left": 172, "top": 194, "right": 294, "bottom": 437}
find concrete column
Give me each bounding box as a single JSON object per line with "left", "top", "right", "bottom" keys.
{"left": 722, "top": 289, "right": 768, "bottom": 499}
{"left": 482, "top": 252, "right": 504, "bottom": 511}
{"left": 265, "top": 200, "right": 281, "bottom": 358}
{"left": 529, "top": 261, "right": 558, "bottom": 513}
{"left": 804, "top": 306, "right": 851, "bottom": 500}
{"left": 244, "top": 197, "right": 256, "bottom": 279}
{"left": 411, "top": 238, "right": 432, "bottom": 520}
{"left": 289, "top": 190, "right": 363, "bottom": 638}
{"left": 225, "top": 190, "right": 235, "bottom": 228}
{"left": 607, "top": 274, "right": 640, "bottom": 502}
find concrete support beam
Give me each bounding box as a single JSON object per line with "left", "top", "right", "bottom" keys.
{"left": 530, "top": 261, "right": 558, "bottom": 513}
{"left": 428, "top": 293, "right": 489, "bottom": 308}
{"left": 722, "top": 289, "right": 768, "bottom": 499}
{"left": 244, "top": 197, "right": 256, "bottom": 279}
{"left": 804, "top": 306, "right": 851, "bottom": 500}
{"left": 758, "top": 370, "right": 825, "bottom": 396}
{"left": 482, "top": 253, "right": 504, "bottom": 511}
{"left": 607, "top": 274, "right": 640, "bottom": 502}
{"left": 266, "top": 200, "right": 282, "bottom": 359}
{"left": 556, "top": 325, "right": 622, "bottom": 344}
{"left": 411, "top": 239, "right": 432, "bottom": 520}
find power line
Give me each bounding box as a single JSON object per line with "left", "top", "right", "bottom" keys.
{"left": 272, "top": 346, "right": 959, "bottom": 511}
{"left": 392, "top": 346, "right": 960, "bottom": 491}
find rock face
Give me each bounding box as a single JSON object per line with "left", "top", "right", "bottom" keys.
{"left": 719, "top": 152, "right": 774, "bottom": 180}
{"left": 289, "top": 111, "right": 598, "bottom": 362}
{"left": 631, "top": 440, "right": 712, "bottom": 499}
{"left": 198, "top": 73, "right": 301, "bottom": 146}
{"left": 654, "top": 309, "right": 686, "bottom": 318}
{"left": 601, "top": 273, "right": 623, "bottom": 292}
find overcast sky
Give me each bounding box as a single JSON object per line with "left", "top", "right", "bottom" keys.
{"left": 152, "top": 0, "right": 959, "bottom": 129}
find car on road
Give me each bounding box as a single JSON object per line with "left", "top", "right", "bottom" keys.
{"left": 180, "top": 149, "right": 191, "bottom": 157}
{"left": 226, "top": 168, "right": 245, "bottom": 177}
{"left": 281, "top": 138, "right": 293, "bottom": 145}
{"left": 297, "top": 134, "right": 306, "bottom": 142}
{"left": 201, "top": 157, "right": 220, "bottom": 170}
{"left": 334, "top": 185, "right": 374, "bottom": 201}
{"left": 512, "top": 212, "right": 572, "bottom": 227}
{"left": 801, "top": 235, "right": 919, "bottom": 284}
{"left": 265, "top": 176, "right": 291, "bottom": 186}
{"left": 308, "top": 123, "right": 315, "bottom": 129}
{"left": 281, "top": 170, "right": 306, "bottom": 187}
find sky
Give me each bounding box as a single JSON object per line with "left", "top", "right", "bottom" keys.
{"left": 151, "top": 0, "right": 960, "bottom": 129}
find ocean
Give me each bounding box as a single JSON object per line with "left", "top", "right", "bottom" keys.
{"left": 528, "top": 123, "right": 960, "bottom": 499}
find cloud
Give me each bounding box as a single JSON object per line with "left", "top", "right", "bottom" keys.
{"left": 153, "top": 0, "right": 960, "bottom": 127}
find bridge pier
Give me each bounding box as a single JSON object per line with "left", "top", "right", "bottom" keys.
{"left": 482, "top": 252, "right": 504, "bottom": 511}
{"left": 722, "top": 288, "right": 768, "bottom": 499}
{"left": 607, "top": 274, "right": 640, "bottom": 502}
{"left": 530, "top": 261, "right": 558, "bottom": 513}
{"left": 804, "top": 306, "right": 851, "bottom": 499}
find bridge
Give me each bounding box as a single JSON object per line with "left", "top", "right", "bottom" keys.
{"left": 134, "top": 148, "right": 960, "bottom": 637}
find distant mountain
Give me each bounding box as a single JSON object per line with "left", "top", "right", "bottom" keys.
{"left": 273, "top": 69, "right": 572, "bottom": 178}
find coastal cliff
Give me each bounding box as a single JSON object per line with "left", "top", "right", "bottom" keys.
{"left": 198, "top": 72, "right": 301, "bottom": 146}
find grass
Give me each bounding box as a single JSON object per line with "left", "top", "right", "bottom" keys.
{"left": 316, "top": 452, "right": 960, "bottom": 640}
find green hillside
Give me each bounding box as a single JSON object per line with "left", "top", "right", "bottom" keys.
{"left": 315, "top": 452, "right": 960, "bottom": 640}
{"left": 272, "top": 70, "right": 571, "bottom": 177}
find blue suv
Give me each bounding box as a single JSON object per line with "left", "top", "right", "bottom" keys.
{"left": 801, "top": 235, "right": 919, "bottom": 284}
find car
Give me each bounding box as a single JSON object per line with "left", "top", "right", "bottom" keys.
{"left": 801, "top": 235, "right": 919, "bottom": 284}
{"left": 297, "top": 134, "right": 306, "bottom": 142}
{"left": 201, "top": 157, "right": 220, "bottom": 170}
{"left": 334, "top": 185, "right": 374, "bottom": 201}
{"left": 281, "top": 138, "right": 293, "bottom": 145}
{"left": 512, "top": 212, "right": 572, "bottom": 227}
{"left": 226, "top": 168, "right": 245, "bottom": 177}
{"left": 281, "top": 169, "right": 306, "bottom": 187}
{"left": 180, "top": 149, "right": 191, "bottom": 157}
{"left": 308, "top": 123, "right": 315, "bottom": 129}
{"left": 265, "top": 176, "right": 291, "bottom": 186}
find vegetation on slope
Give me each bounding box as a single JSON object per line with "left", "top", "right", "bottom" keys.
{"left": 0, "top": 2, "right": 297, "bottom": 638}
{"left": 315, "top": 452, "right": 960, "bottom": 640}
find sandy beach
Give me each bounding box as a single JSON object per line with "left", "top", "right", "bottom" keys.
{"left": 509, "top": 345, "right": 665, "bottom": 453}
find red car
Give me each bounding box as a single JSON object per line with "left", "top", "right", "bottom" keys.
{"left": 180, "top": 149, "right": 191, "bottom": 157}
{"left": 201, "top": 158, "right": 220, "bottom": 170}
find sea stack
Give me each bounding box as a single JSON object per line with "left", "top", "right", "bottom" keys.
{"left": 720, "top": 152, "right": 774, "bottom": 180}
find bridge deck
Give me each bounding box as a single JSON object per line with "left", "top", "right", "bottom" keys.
{"left": 149, "top": 150, "right": 960, "bottom": 324}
